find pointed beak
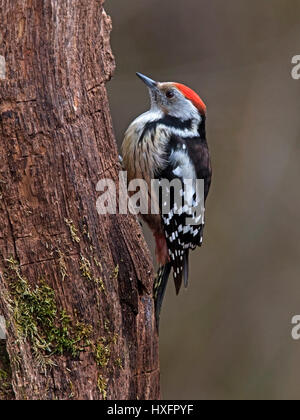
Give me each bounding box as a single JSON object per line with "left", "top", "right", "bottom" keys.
{"left": 136, "top": 72, "right": 157, "bottom": 89}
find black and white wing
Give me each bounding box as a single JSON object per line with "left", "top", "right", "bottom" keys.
{"left": 157, "top": 133, "right": 212, "bottom": 293}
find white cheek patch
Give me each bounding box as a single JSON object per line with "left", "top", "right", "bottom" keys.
{"left": 168, "top": 93, "right": 200, "bottom": 120}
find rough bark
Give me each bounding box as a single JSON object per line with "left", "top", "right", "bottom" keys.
{"left": 0, "top": 0, "right": 159, "bottom": 400}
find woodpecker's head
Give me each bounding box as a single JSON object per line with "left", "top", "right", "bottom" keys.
{"left": 136, "top": 72, "right": 206, "bottom": 121}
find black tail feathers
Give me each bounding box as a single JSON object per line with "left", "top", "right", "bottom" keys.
{"left": 183, "top": 250, "right": 189, "bottom": 289}
{"left": 154, "top": 262, "right": 172, "bottom": 329}
{"left": 154, "top": 251, "right": 190, "bottom": 329}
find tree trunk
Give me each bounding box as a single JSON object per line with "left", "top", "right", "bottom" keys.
{"left": 0, "top": 0, "right": 159, "bottom": 400}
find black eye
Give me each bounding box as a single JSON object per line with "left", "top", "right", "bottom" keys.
{"left": 166, "top": 90, "right": 174, "bottom": 99}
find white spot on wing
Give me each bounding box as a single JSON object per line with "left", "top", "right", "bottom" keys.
{"left": 183, "top": 226, "right": 189, "bottom": 234}
{"left": 173, "top": 166, "right": 182, "bottom": 177}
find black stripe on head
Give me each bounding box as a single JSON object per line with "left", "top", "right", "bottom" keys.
{"left": 139, "top": 116, "right": 193, "bottom": 144}
{"left": 159, "top": 115, "right": 193, "bottom": 131}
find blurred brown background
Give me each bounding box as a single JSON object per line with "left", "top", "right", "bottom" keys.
{"left": 106, "top": 0, "right": 300, "bottom": 399}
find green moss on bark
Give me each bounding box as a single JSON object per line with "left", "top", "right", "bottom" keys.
{"left": 5, "top": 257, "right": 92, "bottom": 366}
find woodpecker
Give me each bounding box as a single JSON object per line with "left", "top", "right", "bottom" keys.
{"left": 122, "top": 73, "right": 212, "bottom": 325}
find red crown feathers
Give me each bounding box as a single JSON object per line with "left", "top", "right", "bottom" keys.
{"left": 175, "top": 83, "right": 206, "bottom": 115}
